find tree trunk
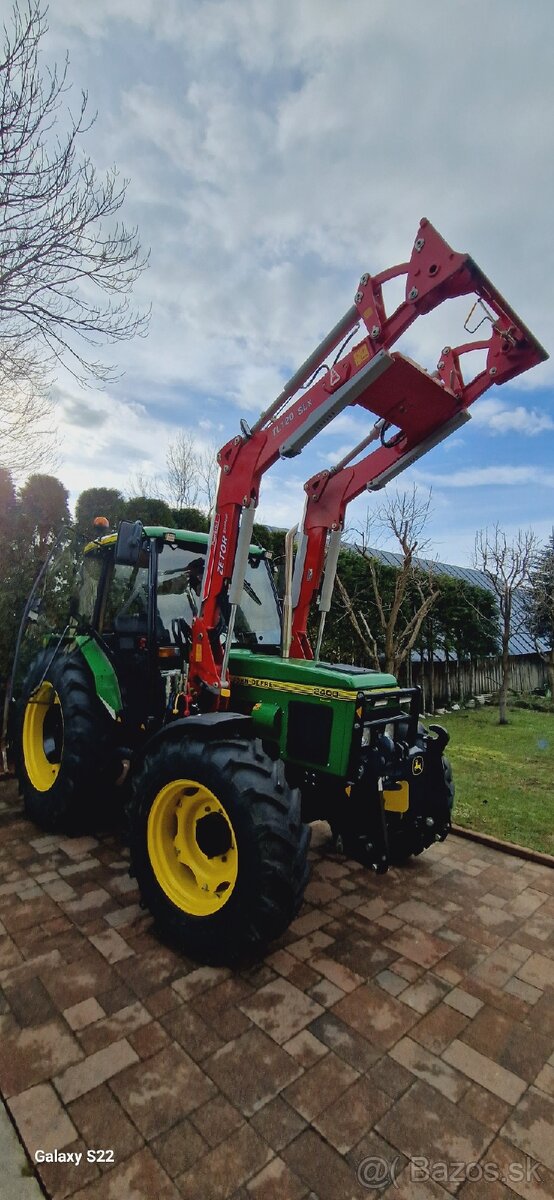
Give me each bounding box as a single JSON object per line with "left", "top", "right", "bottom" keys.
{"left": 546, "top": 648, "right": 554, "bottom": 698}
{"left": 498, "top": 636, "right": 511, "bottom": 725}
{"left": 444, "top": 647, "right": 451, "bottom": 707}
{"left": 419, "top": 646, "right": 426, "bottom": 712}
{"left": 428, "top": 643, "right": 435, "bottom": 713}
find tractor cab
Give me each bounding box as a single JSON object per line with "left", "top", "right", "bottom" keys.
{"left": 79, "top": 525, "right": 280, "bottom": 647}
{"left": 73, "top": 524, "right": 282, "bottom": 740}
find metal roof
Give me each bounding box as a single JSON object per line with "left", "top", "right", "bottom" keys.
{"left": 353, "top": 545, "right": 543, "bottom": 658}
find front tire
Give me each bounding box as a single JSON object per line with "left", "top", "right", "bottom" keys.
{"left": 16, "top": 648, "right": 117, "bottom": 833}
{"left": 128, "top": 735, "right": 310, "bottom": 964}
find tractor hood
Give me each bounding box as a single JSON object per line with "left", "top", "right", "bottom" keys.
{"left": 229, "top": 649, "right": 397, "bottom": 695}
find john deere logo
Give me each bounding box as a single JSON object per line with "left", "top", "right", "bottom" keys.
{"left": 412, "top": 755, "right": 424, "bottom": 776}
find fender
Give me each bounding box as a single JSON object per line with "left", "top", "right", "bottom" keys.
{"left": 74, "top": 635, "right": 123, "bottom": 718}
{"left": 137, "top": 711, "right": 253, "bottom": 765}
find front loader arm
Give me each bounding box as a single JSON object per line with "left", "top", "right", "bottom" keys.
{"left": 189, "top": 219, "right": 547, "bottom": 696}
{"left": 290, "top": 254, "right": 547, "bottom": 660}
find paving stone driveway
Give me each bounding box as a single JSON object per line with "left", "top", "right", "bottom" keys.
{"left": 1, "top": 776, "right": 554, "bottom": 1200}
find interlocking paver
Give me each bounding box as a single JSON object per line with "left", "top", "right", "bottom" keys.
{"left": 313, "top": 1075, "right": 392, "bottom": 1153}
{"left": 245, "top": 1156, "right": 308, "bottom": 1200}
{"left": 77, "top": 1000, "right": 151, "bottom": 1054}
{"left": 249, "top": 1096, "right": 307, "bottom": 1152}
{"left": 204, "top": 1028, "right": 302, "bottom": 1117}
{"left": 283, "top": 1128, "right": 372, "bottom": 1200}
{"left": 383, "top": 925, "right": 453, "bottom": 969}
{"left": 500, "top": 1086, "right": 554, "bottom": 1172}
{"left": 2, "top": 784, "right": 554, "bottom": 1200}
{"left": 444, "top": 985, "right": 484, "bottom": 1017}
{"left": 399, "top": 975, "right": 450, "bottom": 1013}
{"left": 64, "top": 998, "right": 106, "bottom": 1031}
{"left": 516, "top": 952, "right": 554, "bottom": 990}
{"left": 108, "top": 1043, "right": 215, "bottom": 1138}
{"left": 458, "top": 1081, "right": 512, "bottom": 1133}
{"left": 307, "top": 1011, "right": 379, "bottom": 1071}
{"left": 534, "top": 1062, "right": 554, "bottom": 1096}
{"left": 35, "top": 1136, "right": 100, "bottom": 1197}
{"left": 8, "top": 1082, "right": 78, "bottom": 1157}
{"left": 71, "top": 1147, "right": 181, "bottom": 1199}
{"left": 5, "top": 977, "right": 56, "bottom": 1027}
{"left": 176, "top": 1123, "right": 272, "bottom": 1200}
{"left": 68, "top": 1083, "right": 143, "bottom": 1167}
{"left": 486, "top": 1135, "right": 554, "bottom": 1199}
{"left": 189, "top": 1094, "right": 244, "bottom": 1147}
{"left": 54, "top": 1039, "right": 139, "bottom": 1103}
{"left": 377, "top": 1078, "right": 494, "bottom": 1167}
{"left": 163, "top": 1000, "right": 226, "bottom": 1061}
{"left": 442, "top": 1038, "right": 527, "bottom": 1105}
{"left": 391, "top": 1034, "right": 470, "bottom": 1101}
{"left": 0, "top": 1017, "right": 83, "bottom": 1097}
{"left": 410, "top": 1000, "right": 470, "bottom": 1054}
{"left": 332, "top": 981, "right": 419, "bottom": 1050}
{"left": 283, "top": 1051, "right": 359, "bottom": 1122}
{"left": 240, "top": 978, "right": 324, "bottom": 1044}
{"left": 89, "top": 928, "right": 134, "bottom": 964}
{"left": 128, "top": 1019, "right": 170, "bottom": 1060}
{"left": 151, "top": 1117, "right": 207, "bottom": 1178}
{"left": 308, "top": 955, "right": 363, "bottom": 992}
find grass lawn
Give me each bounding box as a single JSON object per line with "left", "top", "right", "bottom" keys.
{"left": 434, "top": 706, "right": 554, "bottom": 857}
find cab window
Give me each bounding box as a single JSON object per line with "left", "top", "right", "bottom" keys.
{"left": 156, "top": 544, "right": 204, "bottom": 640}
{"left": 77, "top": 553, "right": 104, "bottom": 627}
{"left": 102, "top": 559, "right": 150, "bottom": 634}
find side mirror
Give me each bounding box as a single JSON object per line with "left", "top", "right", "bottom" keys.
{"left": 114, "top": 520, "right": 144, "bottom": 567}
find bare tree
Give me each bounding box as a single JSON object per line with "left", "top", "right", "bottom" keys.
{"left": 335, "top": 574, "right": 380, "bottom": 669}
{"left": 474, "top": 525, "right": 537, "bottom": 724}
{"left": 196, "top": 440, "right": 219, "bottom": 513}
{"left": 165, "top": 433, "right": 219, "bottom": 513}
{"left": 340, "top": 487, "right": 439, "bottom": 680}
{"left": 0, "top": 359, "right": 56, "bottom": 470}
{"left": 166, "top": 432, "right": 200, "bottom": 510}
{"left": 358, "top": 488, "right": 439, "bottom": 678}
{"left": 125, "top": 470, "right": 165, "bottom": 502}
{"left": 124, "top": 437, "right": 219, "bottom": 517}
{"left": 525, "top": 531, "right": 554, "bottom": 699}
{"left": 0, "top": 1, "right": 149, "bottom": 469}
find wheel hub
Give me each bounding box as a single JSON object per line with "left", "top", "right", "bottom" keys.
{"left": 22, "top": 682, "right": 64, "bottom": 792}
{"left": 147, "top": 779, "right": 238, "bottom": 916}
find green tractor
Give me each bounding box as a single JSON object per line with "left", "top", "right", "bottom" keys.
{"left": 7, "top": 219, "right": 546, "bottom": 963}
{"left": 10, "top": 521, "right": 450, "bottom": 964}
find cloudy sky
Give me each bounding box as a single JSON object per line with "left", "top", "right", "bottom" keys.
{"left": 7, "top": 0, "right": 554, "bottom": 563}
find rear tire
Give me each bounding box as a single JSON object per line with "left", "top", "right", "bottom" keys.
{"left": 128, "top": 735, "right": 310, "bottom": 964}
{"left": 15, "top": 648, "right": 117, "bottom": 833}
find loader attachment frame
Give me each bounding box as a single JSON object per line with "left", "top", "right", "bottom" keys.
{"left": 189, "top": 219, "right": 547, "bottom": 692}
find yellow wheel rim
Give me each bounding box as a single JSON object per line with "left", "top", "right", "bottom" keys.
{"left": 22, "top": 682, "right": 64, "bottom": 792}
{"left": 147, "top": 779, "right": 238, "bottom": 916}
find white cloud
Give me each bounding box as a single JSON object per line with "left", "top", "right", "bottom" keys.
{"left": 471, "top": 398, "right": 554, "bottom": 436}
{"left": 413, "top": 465, "right": 554, "bottom": 489}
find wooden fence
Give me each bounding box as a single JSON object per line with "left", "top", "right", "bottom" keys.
{"left": 407, "top": 654, "right": 548, "bottom": 710}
